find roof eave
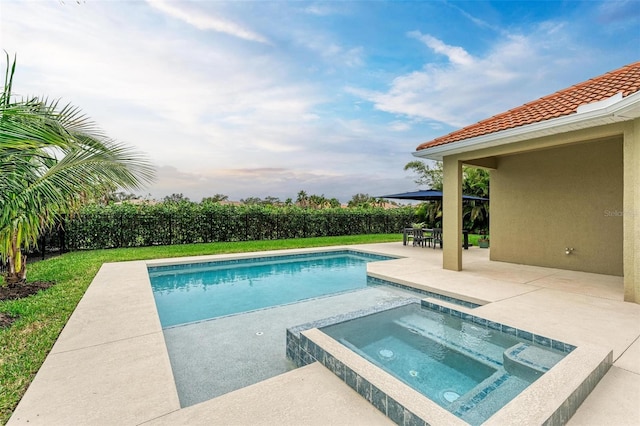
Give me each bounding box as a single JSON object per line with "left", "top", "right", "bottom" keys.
{"left": 413, "top": 91, "right": 640, "bottom": 161}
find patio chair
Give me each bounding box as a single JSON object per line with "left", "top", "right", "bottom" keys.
{"left": 404, "top": 227, "right": 415, "bottom": 245}
{"left": 413, "top": 228, "right": 430, "bottom": 247}
{"left": 432, "top": 228, "right": 443, "bottom": 249}
{"left": 422, "top": 228, "right": 434, "bottom": 247}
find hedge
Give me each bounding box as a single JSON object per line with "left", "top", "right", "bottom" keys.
{"left": 56, "top": 203, "right": 416, "bottom": 250}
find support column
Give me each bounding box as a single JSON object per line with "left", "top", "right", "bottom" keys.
{"left": 443, "top": 156, "right": 462, "bottom": 271}
{"left": 623, "top": 119, "right": 640, "bottom": 303}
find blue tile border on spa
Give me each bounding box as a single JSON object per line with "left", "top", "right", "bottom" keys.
{"left": 286, "top": 299, "right": 578, "bottom": 426}
{"left": 289, "top": 302, "right": 430, "bottom": 426}
{"left": 293, "top": 330, "right": 429, "bottom": 426}
{"left": 148, "top": 249, "right": 397, "bottom": 274}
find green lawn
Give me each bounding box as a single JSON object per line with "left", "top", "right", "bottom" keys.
{"left": 467, "top": 233, "right": 485, "bottom": 246}
{"left": 0, "top": 234, "right": 401, "bottom": 424}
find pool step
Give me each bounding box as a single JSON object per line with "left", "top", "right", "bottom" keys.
{"left": 421, "top": 296, "right": 477, "bottom": 313}
{"left": 452, "top": 342, "right": 576, "bottom": 426}
{"left": 393, "top": 315, "right": 505, "bottom": 369}
{"left": 450, "top": 371, "right": 530, "bottom": 425}
{"left": 503, "top": 343, "right": 566, "bottom": 381}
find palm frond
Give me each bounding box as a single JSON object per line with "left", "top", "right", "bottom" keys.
{"left": 0, "top": 54, "right": 156, "bottom": 280}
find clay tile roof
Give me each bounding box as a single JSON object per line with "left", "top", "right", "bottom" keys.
{"left": 416, "top": 61, "right": 640, "bottom": 151}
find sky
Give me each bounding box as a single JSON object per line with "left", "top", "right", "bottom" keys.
{"left": 1, "top": 1, "right": 639, "bottom": 203}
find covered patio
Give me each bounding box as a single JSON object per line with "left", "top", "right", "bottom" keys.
{"left": 412, "top": 62, "right": 640, "bottom": 304}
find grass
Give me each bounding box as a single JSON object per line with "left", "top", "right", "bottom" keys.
{"left": 0, "top": 234, "right": 400, "bottom": 424}
{"left": 467, "top": 233, "right": 486, "bottom": 246}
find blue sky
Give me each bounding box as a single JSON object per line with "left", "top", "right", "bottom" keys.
{"left": 2, "top": 1, "right": 639, "bottom": 202}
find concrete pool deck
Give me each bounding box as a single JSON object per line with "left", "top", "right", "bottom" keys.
{"left": 7, "top": 243, "right": 640, "bottom": 425}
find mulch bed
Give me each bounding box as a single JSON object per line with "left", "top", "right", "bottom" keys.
{"left": 0, "top": 312, "right": 19, "bottom": 328}
{"left": 0, "top": 281, "right": 56, "bottom": 328}
{"left": 0, "top": 281, "right": 56, "bottom": 301}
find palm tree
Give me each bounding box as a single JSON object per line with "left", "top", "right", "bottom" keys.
{"left": 462, "top": 167, "right": 490, "bottom": 231}
{"left": 308, "top": 194, "right": 329, "bottom": 209}
{"left": 1, "top": 54, "right": 155, "bottom": 284}
{"left": 296, "top": 190, "right": 308, "bottom": 208}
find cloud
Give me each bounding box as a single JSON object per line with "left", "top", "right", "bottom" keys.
{"left": 408, "top": 31, "right": 474, "bottom": 66}
{"left": 293, "top": 32, "right": 365, "bottom": 69}
{"left": 147, "top": 0, "right": 270, "bottom": 44}
{"left": 303, "top": 4, "right": 339, "bottom": 16}
{"left": 5, "top": 2, "right": 327, "bottom": 155}
{"left": 445, "top": 2, "right": 507, "bottom": 35}
{"left": 596, "top": 0, "right": 640, "bottom": 24}
{"left": 349, "top": 24, "right": 592, "bottom": 128}
{"left": 389, "top": 121, "right": 412, "bottom": 132}
{"left": 4, "top": 0, "right": 634, "bottom": 203}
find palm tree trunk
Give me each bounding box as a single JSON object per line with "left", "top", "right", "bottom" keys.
{"left": 5, "top": 234, "right": 27, "bottom": 284}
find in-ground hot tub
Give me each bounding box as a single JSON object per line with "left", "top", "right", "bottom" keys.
{"left": 287, "top": 298, "right": 612, "bottom": 425}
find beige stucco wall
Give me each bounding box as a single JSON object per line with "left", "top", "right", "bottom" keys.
{"left": 442, "top": 157, "right": 462, "bottom": 271}
{"left": 490, "top": 137, "right": 623, "bottom": 276}
{"left": 623, "top": 119, "right": 640, "bottom": 301}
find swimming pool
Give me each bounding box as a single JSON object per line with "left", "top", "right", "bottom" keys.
{"left": 148, "top": 250, "right": 394, "bottom": 328}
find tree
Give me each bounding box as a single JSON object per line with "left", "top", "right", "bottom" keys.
{"left": 308, "top": 194, "right": 330, "bottom": 209}
{"left": 162, "top": 193, "right": 190, "bottom": 203}
{"left": 415, "top": 201, "right": 442, "bottom": 227}
{"left": 328, "top": 197, "right": 341, "bottom": 208}
{"left": 201, "top": 194, "right": 228, "bottom": 203}
{"left": 296, "top": 190, "right": 308, "bottom": 208}
{"left": 240, "top": 197, "right": 263, "bottom": 205}
{"left": 404, "top": 160, "right": 443, "bottom": 189}
{"left": 240, "top": 196, "right": 283, "bottom": 206}
{"left": 463, "top": 167, "right": 490, "bottom": 198}
{"left": 348, "top": 193, "right": 378, "bottom": 208}
{"left": 404, "top": 160, "right": 489, "bottom": 231}
{"left": 0, "top": 54, "right": 154, "bottom": 284}
{"left": 347, "top": 193, "right": 389, "bottom": 208}
{"left": 462, "top": 167, "right": 490, "bottom": 231}
{"left": 262, "top": 196, "right": 282, "bottom": 206}
{"left": 103, "top": 190, "right": 142, "bottom": 204}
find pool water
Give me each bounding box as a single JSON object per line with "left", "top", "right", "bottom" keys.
{"left": 358, "top": 327, "right": 496, "bottom": 403}
{"left": 148, "top": 250, "right": 393, "bottom": 328}
{"left": 358, "top": 332, "right": 497, "bottom": 402}
{"left": 321, "top": 303, "right": 570, "bottom": 425}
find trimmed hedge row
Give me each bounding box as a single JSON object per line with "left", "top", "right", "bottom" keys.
{"left": 59, "top": 203, "right": 416, "bottom": 250}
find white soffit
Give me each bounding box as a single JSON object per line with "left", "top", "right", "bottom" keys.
{"left": 414, "top": 91, "right": 640, "bottom": 161}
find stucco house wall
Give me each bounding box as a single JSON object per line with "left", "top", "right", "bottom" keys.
{"left": 490, "top": 137, "right": 623, "bottom": 275}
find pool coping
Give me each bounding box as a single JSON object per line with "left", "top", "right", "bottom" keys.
{"left": 144, "top": 246, "right": 399, "bottom": 268}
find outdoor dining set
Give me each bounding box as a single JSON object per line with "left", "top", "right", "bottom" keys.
{"left": 402, "top": 227, "right": 470, "bottom": 249}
